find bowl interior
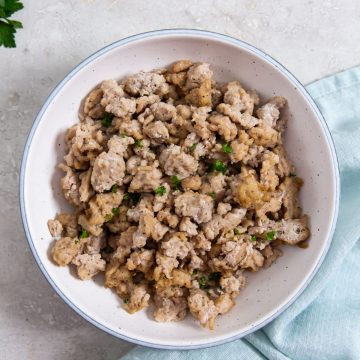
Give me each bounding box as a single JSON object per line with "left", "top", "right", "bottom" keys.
{"left": 21, "top": 30, "right": 338, "bottom": 349}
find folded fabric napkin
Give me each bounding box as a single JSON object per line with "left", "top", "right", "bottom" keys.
{"left": 121, "top": 67, "right": 360, "bottom": 360}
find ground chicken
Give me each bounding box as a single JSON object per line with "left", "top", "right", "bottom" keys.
{"left": 49, "top": 60, "right": 309, "bottom": 330}
{"left": 174, "top": 192, "right": 214, "bottom": 224}
{"left": 154, "top": 286, "right": 188, "bottom": 322}
{"left": 161, "top": 232, "right": 191, "bottom": 259}
{"left": 51, "top": 237, "right": 81, "bottom": 266}
{"left": 47, "top": 219, "right": 63, "bottom": 238}
{"left": 124, "top": 71, "right": 168, "bottom": 97}
{"left": 159, "top": 144, "right": 198, "bottom": 179}
{"left": 129, "top": 164, "right": 163, "bottom": 192}
{"left": 72, "top": 253, "right": 106, "bottom": 280}
{"left": 188, "top": 289, "right": 217, "bottom": 330}
{"left": 83, "top": 88, "right": 105, "bottom": 119}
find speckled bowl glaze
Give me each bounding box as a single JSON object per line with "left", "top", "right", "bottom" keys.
{"left": 20, "top": 29, "right": 339, "bottom": 349}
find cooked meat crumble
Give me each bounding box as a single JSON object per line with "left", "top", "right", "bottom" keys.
{"left": 48, "top": 60, "right": 310, "bottom": 329}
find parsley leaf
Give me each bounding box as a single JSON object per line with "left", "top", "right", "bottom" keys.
{"left": 3, "top": 0, "right": 23, "bottom": 17}
{"left": 134, "top": 139, "right": 144, "bottom": 148}
{"left": 250, "top": 235, "right": 257, "bottom": 242}
{"left": 104, "top": 213, "right": 113, "bottom": 222}
{"left": 221, "top": 143, "right": 232, "bottom": 154}
{"left": 0, "top": 20, "right": 15, "bottom": 47}
{"left": 211, "top": 159, "right": 227, "bottom": 174}
{"left": 188, "top": 144, "right": 197, "bottom": 153}
{"left": 266, "top": 230, "right": 276, "bottom": 241}
{"left": 155, "top": 185, "right": 166, "bottom": 196}
{"left": 234, "top": 228, "right": 241, "bottom": 235}
{"left": 0, "top": 1, "right": 23, "bottom": 48}
{"left": 79, "top": 229, "right": 89, "bottom": 238}
{"left": 123, "top": 192, "right": 141, "bottom": 206}
{"left": 207, "top": 192, "right": 216, "bottom": 198}
{"left": 171, "top": 175, "right": 182, "bottom": 190}
{"left": 111, "top": 184, "right": 119, "bottom": 193}
{"left": 198, "top": 276, "right": 209, "bottom": 289}
{"left": 289, "top": 173, "right": 297, "bottom": 177}
{"left": 101, "top": 112, "right": 114, "bottom": 127}
{"left": 112, "top": 207, "right": 120, "bottom": 216}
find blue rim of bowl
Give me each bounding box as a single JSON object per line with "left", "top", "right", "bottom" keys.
{"left": 19, "top": 28, "right": 340, "bottom": 350}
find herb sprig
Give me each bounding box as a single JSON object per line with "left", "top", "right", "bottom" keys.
{"left": 0, "top": 0, "right": 24, "bottom": 48}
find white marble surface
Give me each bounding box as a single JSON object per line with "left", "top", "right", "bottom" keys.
{"left": 0, "top": 1, "right": 359, "bottom": 359}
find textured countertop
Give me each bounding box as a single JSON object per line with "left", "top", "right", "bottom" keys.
{"left": 1, "top": 1, "right": 359, "bottom": 359}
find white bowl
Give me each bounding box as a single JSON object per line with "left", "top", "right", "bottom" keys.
{"left": 20, "top": 29, "right": 340, "bottom": 349}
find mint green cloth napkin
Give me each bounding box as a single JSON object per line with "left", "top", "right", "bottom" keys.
{"left": 121, "top": 67, "right": 360, "bottom": 360}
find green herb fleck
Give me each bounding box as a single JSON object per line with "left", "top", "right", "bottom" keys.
{"left": 155, "top": 185, "right": 167, "bottom": 196}
{"left": 188, "top": 144, "right": 197, "bottom": 153}
{"left": 266, "top": 230, "right": 276, "bottom": 241}
{"left": 134, "top": 139, "right": 144, "bottom": 148}
{"left": 123, "top": 192, "right": 141, "bottom": 206}
{"left": 79, "top": 229, "right": 89, "bottom": 238}
{"left": 74, "top": 238, "right": 80, "bottom": 244}
{"left": 289, "top": 173, "right": 297, "bottom": 177}
{"left": 234, "top": 228, "right": 241, "bottom": 235}
{"left": 207, "top": 192, "right": 216, "bottom": 198}
{"left": 123, "top": 298, "right": 129, "bottom": 304}
{"left": 250, "top": 235, "right": 257, "bottom": 242}
{"left": 212, "top": 159, "right": 227, "bottom": 174}
{"left": 171, "top": 175, "right": 182, "bottom": 190}
{"left": 112, "top": 207, "right": 120, "bottom": 216}
{"left": 111, "top": 184, "right": 119, "bottom": 193}
{"left": 208, "top": 272, "right": 221, "bottom": 282}
{"left": 198, "top": 276, "right": 209, "bottom": 289}
{"left": 120, "top": 133, "right": 128, "bottom": 138}
{"left": 192, "top": 270, "right": 198, "bottom": 276}
{"left": 221, "top": 143, "right": 232, "bottom": 154}
{"left": 101, "top": 112, "right": 114, "bottom": 127}
{"left": 0, "top": 0, "right": 24, "bottom": 48}
{"left": 104, "top": 214, "right": 113, "bottom": 222}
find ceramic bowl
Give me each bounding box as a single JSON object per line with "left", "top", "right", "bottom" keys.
{"left": 20, "top": 29, "right": 340, "bottom": 349}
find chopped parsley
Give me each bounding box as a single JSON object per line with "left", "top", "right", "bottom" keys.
{"left": 234, "top": 228, "right": 241, "bottom": 235}
{"left": 101, "top": 112, "right": 114, "bottom": 127}
{"left": 198, "top": 276, "right": 209, "bottom": 289}
{"left": 250, "top": 235, "right": 257, "bottom": 242}
{"left": 104, "top": 213, "right": 113, "bottom": 222}
{"left": 111, "top": 184, "right": 119, "bottom": 193}
{"left": 266, "top": 230, "right": 276, "bottom": 241}
{"left": 211, "top": 159, "right": 227, "bottom": 174}
{"left": 192, "top": 270, "right": 198, "bottom": 275}
{"left": 79, "top": 229, "right": 89, "bottom": 238}
{"left": 134, "top": 139, "right": 144, "bottom": 148}
{"left": 112, "top": 207, "right": 120, "bottom": 216}
{"left": 155, "top": 185, "right": 167, "bottom": 196}
{"left": 0, "top": 0, "right": 24, "bottom": 48}
{"left": 221, "top": 143, "right": 232, "bottom": 154}
{"left": 123, "top": 298, "right": 129, "bottom": 304}
{"left": 289, "top": 173, "right": 297, "bottom": 177}
{"left": 207, "top": 192, "right": 216, "bottom": 198}
{"left": 171, "top": 175, "right": 182, "bottom": 190}
{"left": 188, "top": 144, "right": 197, "bottom": 153}
{"left": 208, "top": 272, "right": 221, "bottom": 282}
{"left": 120, "top": 133, "right": 128, "bottom": 138}
{"left": 123, "top": 192, "right": 141, "bottom": 206}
